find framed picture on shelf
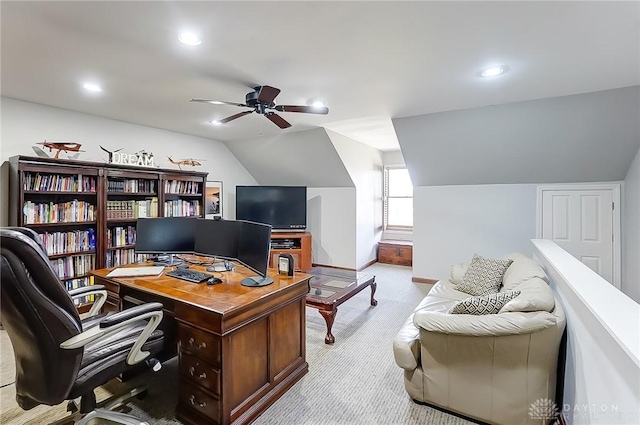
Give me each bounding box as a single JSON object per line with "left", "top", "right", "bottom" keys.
{"left": 205, "top": 181, "right": 223, "bottom": 219}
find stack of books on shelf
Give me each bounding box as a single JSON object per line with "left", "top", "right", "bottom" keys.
{"left": 107, "top": 179, "right": 156, "bottom": 193}
{"left": 164, "top": 199, "right": 201, "bottom": 217}
{"left": 23, "top": 200, "right": 96, "bottom": 224}
{"left": 106, "top": 198, "right": 159, "bottom": 219}
{"left": 39, "top": 229, "right": 96, "bottom": 255}
{"left": 50, "top": 254, "right": 96, "bottom": 281}
{"left": 106, "top": 249, "right": 147, "bottom": 267}
{"left": 107, "top": 226, "right": 137, "bottom": 247}
{"left": 164, "top": 180, "right": 200, "bottom": 194}
{"left": 23, "top": 172, "right": 96, "bottom": 192}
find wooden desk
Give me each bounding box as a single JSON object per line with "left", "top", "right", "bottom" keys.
{"left": 91, "top": 264, "right": 311, "bottom": 425}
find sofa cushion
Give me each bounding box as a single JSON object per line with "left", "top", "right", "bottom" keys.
{"left": 449, "top": 291, "right": 521, "bottom": 315}
{"left": 450, "top": 262, "right": 470, "bottom": 285}
{"left": 502, "top": 253, "right": 548, "bottom": 291}
{"left": 456, "top": 254, "right": 513, "bottom": 296}
{"left": 499, "top": 277, "right": 555, "bottom": 313}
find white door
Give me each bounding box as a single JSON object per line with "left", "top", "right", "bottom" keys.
{"left": 540, "top": 188, "right": 616, "bottom": 286}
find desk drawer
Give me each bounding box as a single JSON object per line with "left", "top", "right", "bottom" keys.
{"left": 179, "top": 324, "right": 221, "bottom": 365}
{"left": 179, "top": 379, "right": 220, "bottom": 423}
{"left": 180, "top": 352, "right": 221, "bottom": 395}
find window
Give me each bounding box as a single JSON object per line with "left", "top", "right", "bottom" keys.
{"left": 384, "top": 166, "right": 413, "bottom": 229}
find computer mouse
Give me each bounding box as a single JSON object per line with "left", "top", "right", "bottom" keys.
{"left": 207, "top": 277, "right": 223, "bottom": 285}
{"left": 176, "top": 264, "right": 189, "bottom": 270}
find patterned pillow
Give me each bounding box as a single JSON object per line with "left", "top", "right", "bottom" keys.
{"left": 449, "top": 291, "right": 521, "bottom": 315}
{"left": 456, "top": 254, "right": 513, "bottom": 296}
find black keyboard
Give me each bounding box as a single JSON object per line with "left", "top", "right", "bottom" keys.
{"left": 166, "top": 269, "right": 213, "bottom": 283}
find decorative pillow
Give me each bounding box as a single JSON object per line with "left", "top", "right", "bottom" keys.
{"left": 456, "top": 254, "right": 513, "bottom": 296}
{"left": 450, "top": 262, "right": 470, "bottom": 285}
{"left": 499, "top": 278, "right": 555, "bottom": 313}
{"left": 449, "top": 291, "right": 521, "bottom": 315}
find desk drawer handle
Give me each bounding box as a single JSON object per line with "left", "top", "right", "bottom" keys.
{"left": 188, "top": 366, "right": 207, "bottom": 380}
{"left": 187, "top": 337, "right": 206, "bottom": 349}
{"left": 189, "top": 394, "right": 206, "bottom": 408}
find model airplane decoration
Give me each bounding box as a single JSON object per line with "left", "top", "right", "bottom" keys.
{"left": 32, "top": 141, "right": 84, "bottom": 159}
{"left": 168, "top": 156, "right": 205, "bottom": 170}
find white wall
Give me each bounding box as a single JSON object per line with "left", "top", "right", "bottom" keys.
{"left": 307, "top": 187, "right": 356, "bottom": 269}
{"left": 413, "top": 183, "right": 538, "bottom": 280}
{"left": 327, "top": 130, "right": 383, "bottom": 269}
{"left": 533, "top": 240, "right": 640, "bottom": 425}
{"left": 0, "top": 97, "right": 257, "bottom": 219}
{"left": 624, "top": 148, "right": 640, "bottom": 302}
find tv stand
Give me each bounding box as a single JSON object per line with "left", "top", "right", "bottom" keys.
{"left": 269, "top": 232, "right": 312, "bottom": 271}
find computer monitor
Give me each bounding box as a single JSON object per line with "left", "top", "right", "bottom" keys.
{"left": 193, "top": 219, "right": 241, "bottom": 260}
{"left": 135, "top": 217, "right": 198, "bottom": 264}
{"left": 237, "top": 220, "right": 273, "bottom": 287}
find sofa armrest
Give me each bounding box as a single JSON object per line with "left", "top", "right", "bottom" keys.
{"left": 393, "top": 314, "right": 421, "bottom": 371}
{"left": 413, "top": 309, "right": 558, "bottom": 337}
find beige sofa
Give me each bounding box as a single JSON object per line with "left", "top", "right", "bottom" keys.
{"left": 393, "top": 253, "right": 566, "bottom": 425}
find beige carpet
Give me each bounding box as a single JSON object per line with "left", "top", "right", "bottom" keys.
{"left": 0, "top": 263, "right": 474, "bottom": 425}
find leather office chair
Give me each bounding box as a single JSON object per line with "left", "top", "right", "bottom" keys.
{"left": 1, "top": 228, "right": 165, "bottom": 425}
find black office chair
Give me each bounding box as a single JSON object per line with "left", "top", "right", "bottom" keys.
{"left": 1, "top": 228, "right": 165, "bottom": 425}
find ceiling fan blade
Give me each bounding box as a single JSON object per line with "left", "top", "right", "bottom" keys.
{"left": 265, "top": 112, "right": 291, "bottom": 129}
{"left": 190, "top": 98, "right": 248, "bottom": 107}
{"left": 257, "top": 85, "right": 281, "bottom": 104}
{"left": 274, "top": 105, "right": 329, "bottom": 115}
{"left": 218, "top": 110, "right": 254, "bottom": 124}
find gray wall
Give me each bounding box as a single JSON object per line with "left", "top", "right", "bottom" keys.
{"left": 394, "top": 86, "right": 640, "bottom": 186}
{"left": 624, "top": 148, "right": 640, "bottom": 302}
{"left": 413, "top": 184, "right": 538, "bottom": 280}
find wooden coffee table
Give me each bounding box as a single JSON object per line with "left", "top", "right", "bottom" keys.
{"left": 305, "top": 267, "right": 377, "bottom": 344}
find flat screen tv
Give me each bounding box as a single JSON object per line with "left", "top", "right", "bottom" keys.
{"left": 235, "top": 186, "right": 307, "bottom": 232}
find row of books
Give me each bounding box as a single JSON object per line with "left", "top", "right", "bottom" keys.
{"left": 106, "top": 248, "right": 148, "bottom": 267}
{"left": 107, "top": 226, "right": 137, "bottom": 247}
{"left": 163, "top": 200, "right": 202, "bottom": 217}
{"left": 164, "top": 180, "right": 201, "bottom": 195}
{"left": 106, "top": 198, "right": 159, "bottom": 219}
{"left": 107, "top": 178, "right": 157, "bottom": 193}
{"left": 23, "top": 200, "right": 96, "bottom": 224}
{"left": 23, "top": 172, "right": 96, "bottom": 192}
{"left": 50, "top": 254, "right": 96, "bottom": 280}
{"left": 38, "top": 229, "right": 96, "bottom": 256}
{"left": 65, "top": 276, "right": 95, "bottom": 306}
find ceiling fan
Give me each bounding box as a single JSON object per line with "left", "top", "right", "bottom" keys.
{"left": 190, "top": 85, "right": 329, "bottom": 129}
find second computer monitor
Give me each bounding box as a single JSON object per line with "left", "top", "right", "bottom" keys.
{"left": 135, "top": 217, "right": 198, "bottom": 254}
{"left": 193, "top": 219, "right": 241, "bottom": 260}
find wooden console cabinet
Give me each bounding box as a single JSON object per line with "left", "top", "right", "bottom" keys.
{"left": 378, "top": 240, "right": 413, "bottom": 266}
{"left": 269, "top": 232, "right": 312, "bottom": 271}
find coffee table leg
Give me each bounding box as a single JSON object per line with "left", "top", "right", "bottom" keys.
{"left": 370, "top": 280, "right": 378, "bottom": 306}
{"left": 319, "top": 307, "right": 337, "bottom": 344}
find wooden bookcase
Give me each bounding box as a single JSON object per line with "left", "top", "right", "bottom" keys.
{"left": 269, "top": 232, "right": 312, "bottom": 271}
{"left": 7, "top": 155, "right": 207, "bottom": 305}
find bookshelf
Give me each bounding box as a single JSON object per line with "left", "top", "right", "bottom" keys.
{"left": 8, "top": 155, "right": 207, "bottom": 308}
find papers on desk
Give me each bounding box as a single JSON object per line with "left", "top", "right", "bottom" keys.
{"left": 106, "top": 266, "right": 165, "bottom": 278}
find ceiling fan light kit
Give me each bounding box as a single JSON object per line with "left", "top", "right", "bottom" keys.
{"left": 191, "top": 85, "right": 328, "bottom": 129}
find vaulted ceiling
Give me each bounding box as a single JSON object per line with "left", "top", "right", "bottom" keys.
{"left": 2, "top": 1, "right": 638, "bottom": 153}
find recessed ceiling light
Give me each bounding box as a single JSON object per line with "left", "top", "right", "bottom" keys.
{"left": 480, "top": 66, "right": 505, "bottom": 77}
{"left": 209, "top": 120, "right": 222, "bottom": 126}
{"left": 179, "top": 32, "right": 201, "bottom": 46}
{"left": 82, "top": 83, "right": 102, "bottom": 92}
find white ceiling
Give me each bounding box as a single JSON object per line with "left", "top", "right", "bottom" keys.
{"left": 2, "top": 1, "right": 638, "bottom": 151}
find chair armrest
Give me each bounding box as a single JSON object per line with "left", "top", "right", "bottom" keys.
{"left": 60, "top": 302, "right": 163, "bottom": 365}
{"left": 393, "top": 314, "right": 421, "bottom": 371}
{"left": 68, "top": 285, "right": 107, "bottom": 317}
{"left": 413, "top": 309, "right": 558, "bottom": 337}
{"left": 100, "top": 302, "right": 163, "bottom": 328}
